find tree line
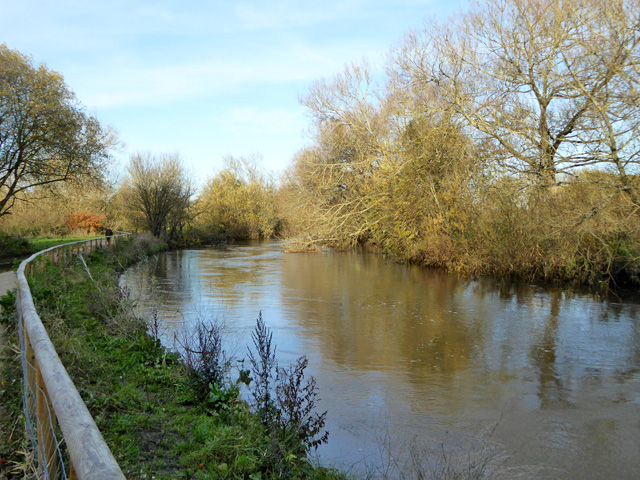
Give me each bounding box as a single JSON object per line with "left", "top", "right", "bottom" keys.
{"left": 279, "top": 0, "right": 640, "bottom": 291}
{"left": 0, "top": 43, "right": 279, "bottom": 245}
{"left": 1, "top": 0, "right": 639, "bottom": 291}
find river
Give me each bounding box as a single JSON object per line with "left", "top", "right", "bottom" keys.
{"left": 119, "top": 241, "right": 640, "bottom": 479}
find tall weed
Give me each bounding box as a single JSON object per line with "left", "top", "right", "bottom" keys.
{"left": 173, "top": 317, "right": 230, "bottom": 401}
{"left": 247, "top": 311, "right": 278, "bottom": 425}
{"left": 247, "top": 312, "right": 329, "bottom": 453}
{"left": 275, "top": 356, "right": 328, "bottom": 452}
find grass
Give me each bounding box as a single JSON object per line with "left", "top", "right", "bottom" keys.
{"left": 0, "top": 291, "right": 22, "bottom": 477}
{"left": 27, "top": 235, "right": 99, "bottom": 252}
{"left": 0, "top": 232, "right": 101, "bottom": 264}
{"left": 1, "top": 235, "right": 348, "bottom": 480}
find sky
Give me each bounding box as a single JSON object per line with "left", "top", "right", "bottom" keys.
{"left": 2, "top": 0, "right": 468, "bottom": 186}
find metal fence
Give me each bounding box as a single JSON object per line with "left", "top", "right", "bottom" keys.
{"left": 16, "top": 234, "right": 129, "bottom": 479}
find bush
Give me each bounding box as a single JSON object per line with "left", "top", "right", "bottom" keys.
{"left": 0, "top": 233, "right": 30, "bottom": 259}
{"left": 65, "top": 212, "right": 105, "bottom": 234}
{"left": 173, "top": 318, "right": 230, "bottom": 401}
{"left": 275, "top": 356, "right": 328, "bottom": 452}
{"left": 248, "top": 311, "right": 278, "bottom": 426}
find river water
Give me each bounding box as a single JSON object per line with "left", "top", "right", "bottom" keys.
{"left": 120, "top": 241, "right": 640, "bottom": 479}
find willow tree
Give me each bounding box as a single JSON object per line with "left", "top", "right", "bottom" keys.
{"left": 285, "top": 61, "right": 390, "bottom": 247}
{"left": 0, "top": 45, "right": 111, "bottom": 217}
{"left": 196, "top": 155, "right": 279, "bottom": 240}
{"left": 122, "top": 152, "right": 193, "bottom": 238}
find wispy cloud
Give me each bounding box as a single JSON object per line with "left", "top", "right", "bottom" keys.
{"left": 73, "top": 35, "right": 380, "bottom": 109}
{"left": 224, "top": 106, "right": 303, "bottom": 136}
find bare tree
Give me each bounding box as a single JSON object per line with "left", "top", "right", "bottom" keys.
{"left": 562, "top": 0, "right": 640, "bottom": 206}
{"left": 389, "top": 0, "right": 640, "bottom": 189}
{"left": 122, "top": 152, "right": 193, "bottom": 238}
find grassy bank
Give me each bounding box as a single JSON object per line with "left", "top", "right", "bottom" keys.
{"left": 0, "top": 232, "right": 101, "bottom": 265}
{"left": 0, "top": 236, "right": 347, "bottom": 479}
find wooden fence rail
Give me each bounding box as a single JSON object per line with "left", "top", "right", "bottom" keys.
{"left": 16, "top": 233, "right": 130, "bottom": 479}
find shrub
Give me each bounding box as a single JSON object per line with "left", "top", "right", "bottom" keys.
{"left": 275, "top": 356, "right": 328, "bottom": 452}
{"left": 247, "top": 312, "right": 329, "bottom": 454}
{"left": 65, "top": 212, "right": 105, "bottom": 234}
{"left": 173, "top": 318, "right": 230, "bottom": 401}
{"left": 247, "top": 311, "right": 278, "bottom": 425}
{"left": 0, "top": 232, "right": 30, "bottom": 259}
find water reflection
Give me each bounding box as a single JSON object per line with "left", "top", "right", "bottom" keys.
{"left": 279, "top": 250, "right": 474, "bottom": 378}
{"left": 120, "top": 241, "right": 640, "bottom": 479}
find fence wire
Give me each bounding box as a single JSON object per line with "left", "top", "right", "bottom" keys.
{"left": 16, "top": 234, "right": 130, "bottom": 480}
{"left": 18, "top": 309, "right": 68, "bottom": 480}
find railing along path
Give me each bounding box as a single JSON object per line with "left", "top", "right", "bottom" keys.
{"left": 16, "top": 233, "right": 129, "bottom": 479}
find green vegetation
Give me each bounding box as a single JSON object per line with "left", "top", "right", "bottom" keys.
{"left": 0, "top": 236, "right": 343, "bottom": 479}
{"left": 0, "top": 233, "right": 31, "bottom": 260}
{"left": 27, "top": 235, "right": 101, "bottom": 252}
{"left": 0, "top": 233, "right": 99, "bottom": 262}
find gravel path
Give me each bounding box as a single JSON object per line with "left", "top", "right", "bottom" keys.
{"left": 0, "top": 271, "right": 16, "bottom": 297}
{"left": 0, "top": 271, "right": 17, "bottom": 369}
{"left": 0, "top": 271, "right": 17, "bottom": 478}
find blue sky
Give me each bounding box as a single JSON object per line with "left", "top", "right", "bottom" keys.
{"left": 2, "top": 0, "right": 468, "bottom": 185}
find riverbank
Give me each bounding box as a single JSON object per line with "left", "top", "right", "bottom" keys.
{"left": 122, "top": 242, "right": 640, "bottom": 479}
{"left": 0, "top": 233, "right": 102, "bottom": 269}
{"left": 0, "top": 237, "right": 348, "bottom": 479}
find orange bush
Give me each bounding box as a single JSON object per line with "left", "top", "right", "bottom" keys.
{"left": 65, "top": 212, "right": 105, "bottom": 233}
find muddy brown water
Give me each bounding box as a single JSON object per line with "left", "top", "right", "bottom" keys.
{"left": 120, "top": 241, "right": 640, "bottom": 479}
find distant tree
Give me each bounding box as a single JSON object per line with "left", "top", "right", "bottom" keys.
{"left": 121, "top": 152, "right": 193, "bottom": 238}
{"left": 0, "top": 45, "right": 112, "bottom": 217}
{"left": 0, "top": 180, "right": 116, "bottom": 237}
{"left": 196, "top": 155, "right": 279, "bottom": 240}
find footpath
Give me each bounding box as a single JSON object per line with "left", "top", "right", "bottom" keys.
{"left": 0, "top": 270, "right": 16, "bottom": 298}
{"left": 0, "top": 270, "right": 17, "bottom": 373}
{"left": 0, "top": 272, "right": 18, "bottom": 368}
{"left": 0, "top": 271, "right": 16, "bottom": 478}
